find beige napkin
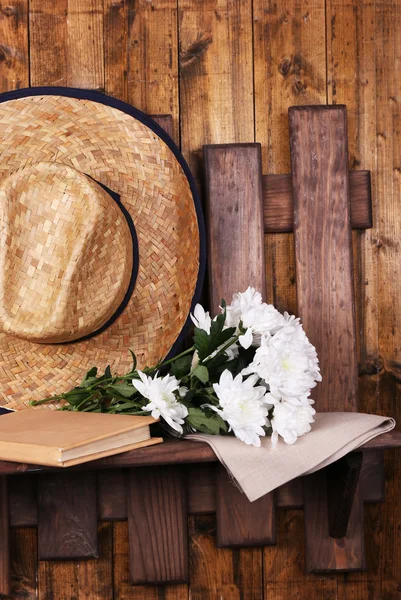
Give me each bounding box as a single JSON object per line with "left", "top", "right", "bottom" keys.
{"left": 186, "top": 412, "right": 395, "bottom": 502}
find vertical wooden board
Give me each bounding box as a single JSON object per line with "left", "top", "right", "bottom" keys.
{"left": 76, "top": 523, "right": 113, "bottom": 600}
{"left": 216, "top": 464, "right": 276, "bottom": 547}
{"left": 289, "top": 105, "right": 358, "bottom": 412}
{"left": 29, "top": 0, "right": 104, "bottom": 89}
{"left": 10, "top": 527, "right": 37, "bottom": 600}
{"left": 0, "top": 0, "right": 29, "bottom": 92}
{"left": 29, "top": 0, "right": 68, "bottom": 86}
{"left": 204, "top": 143, "right": 265, "bottom": 312}
{"left": 253, "top": 0, "right": 326, "bottom": 315}
{"left": 9, "top": 474, "right": 37, "bottom": 528}
{"left": 37, "top": 472, "right": 98, "bottom": 560}
{"left": 127, "top": 0, "right": 179, "bottom": 143}
{"left": 98, "top": 470, "right": 127, "bottom": 521}
{"left": 188, "top": 516, "right": 263, "bottom": 600}
{"left": 113, "top": 521, "right": 188, "bottom": 600}
{"left": 263, "top": 509, "right": 338, "bottom": 599}
{"left": 0, "top": 477, "right": 9, "bottom": 597}
{"left": 38, "top": 560, "right": 79, "bottom": 600}
{"left": 187, "top": 463, "right": 216, "bottom": 515}
{"left": 179, "top": 0, "right": 254, "bottom": 180}
{"left": 127, "top": 466, "right": 188, "bottom": 584}
{"left": 372, "top": 1, "right": 401, "bottom": 596}
{"left": 104, "top": 0, "right": 128, "bottom": 101}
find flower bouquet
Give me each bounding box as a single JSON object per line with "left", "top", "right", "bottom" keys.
{"left": 32, "top": 288, "right": 321, "bottom": 447}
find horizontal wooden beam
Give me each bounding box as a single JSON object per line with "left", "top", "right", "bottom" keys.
{"left": 0, "top": 432, "right": 400, "bottom": 475}
{"left": 263, "top": 170, "right": 372, "bottom": 233}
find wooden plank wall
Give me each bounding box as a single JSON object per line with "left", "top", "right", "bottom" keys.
{"left": 0, "top": 0, "right": 400, "bottom": 598}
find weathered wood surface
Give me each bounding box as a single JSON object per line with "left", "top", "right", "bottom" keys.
{"left": 127, "top": 466, "right": 188, "bottom": 584}
{"left": 0, "top": 0, "right": 401, "bottom": 597}
{"left": 37, "top": 472, "right": 98, "bottom": 560}
{"left": 263, "top": 171, "right": 372, "bottom": 232}
{"left": 216, "top": 465, "right": 276, "bottom": 547}
{"left": 289, "top": 104, "right": 358, "bottom": 413}
{"left": 326, "top": 452, "right": 364, "bottom": 539}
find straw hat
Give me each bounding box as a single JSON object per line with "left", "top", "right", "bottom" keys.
{"left": 0, "top": 88, "right": 205, "bottom": 410}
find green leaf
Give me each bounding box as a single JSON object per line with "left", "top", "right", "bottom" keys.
{"left": 106, "top": 384, "right": 136, "bottom": 399}
{"left": 193, "top": 326, "right": 236, "bottom": 362}
{"left": 191, "top": 364, "right": 209, "bottom": 384}
{"left": 104, "top": 365, "right": 112, "bottom": 379}
{"left": 80, "top": 367, "right": 98, "bottom": 386}
{"left": 171, "top": 355, "right": 192, "bottom": 379}
{"left": 186, "top": 407, "right": 227, "bottom": 435}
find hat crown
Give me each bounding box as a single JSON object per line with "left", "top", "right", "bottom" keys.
{"left": 0, "top": 162, "right": 133, "bottom": 343}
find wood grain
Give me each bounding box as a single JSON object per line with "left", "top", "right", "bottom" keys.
{"left": 0, "top": 0, "right": 29, "bottom": 92}
{"left": 303, "top": 470, "right": 365, "bottom": 572}
{"left": 127, "top": 466, "right": 188, "bottom": 584}
{"left": 216, "top": 464, "right": 276, "bottom": 547}
{"left": 9, "top": 474, "right": 37, "bottom": 528}
{"left": 30, "top": 0, "right": 104, "bottom": 89}
{"left": 37, "top": 472, "right": 98, "bottom": 560}
{"left": 127, "top": 0, "right": 179, "bottom": 143}
{"left": 104, "top": 0, "right": 127, "bottom": 101}
{"left": 289, "top": 105, "right": 358, "bottom": 413}
{"left": 263, "top": 171, "right": 372, "bottom": 233}
{"left": 97, "top": 470, "right": 127, "bottom": 521}
{"left": 179, "top": 0, "right": 254, "bottom": 181}
{"left": 204, "top": 143, "right": 265, "bottom": 313}
{"left": 10, "top": 527, "right": 37, "bottom": 600}
{"left": 189, "top": 515, "right": 263, "bottom": 600}
{"left": 187, "top": 464, "right": 216, "bottom": 515}
{"left": 0, "top": 477, "right": 10, "bottom": 597}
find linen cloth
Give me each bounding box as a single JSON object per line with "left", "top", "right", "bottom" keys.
{"left": 186, "top": 412, "right": 395, "bottom": 502}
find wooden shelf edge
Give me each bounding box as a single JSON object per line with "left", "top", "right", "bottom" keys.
{"left": 0, "top": 430, "right": 400, "bottom": 476}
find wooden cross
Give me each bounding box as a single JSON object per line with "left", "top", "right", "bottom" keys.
{"left": 1, "top": 106, "right": 401, "bottom": 595}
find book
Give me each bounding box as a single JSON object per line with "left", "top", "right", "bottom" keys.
{"left": 0, "top": 409, "right": 162, "bottom": 467}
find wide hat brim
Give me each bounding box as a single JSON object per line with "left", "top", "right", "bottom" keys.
{"left": 0, "top": 88, "right": 205, "bottom": 410}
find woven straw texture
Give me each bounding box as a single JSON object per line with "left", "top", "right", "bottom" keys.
{"left": 0, "top": 161, "right": 133, "bottom": 344}
{"left": 0, "top": 95, "right": 200, "bottom": 410}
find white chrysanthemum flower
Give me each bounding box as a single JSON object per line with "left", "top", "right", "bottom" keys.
{"left": 132, "top": 371, "right": 188, "bottom": 433}
{"left": 190, "top": 304, "right": 212, "bottom": 333}
{"left": 205, "top": 370, "right": 271, "bottom": 447}
{"left": 243, "top": 320, "right": 321, "bottom": 402}
{"left": 270, "top": 401, "right": 316, "bottom": 447}
{"left": 224, "top": 286, "right": 286, "bottom": 347}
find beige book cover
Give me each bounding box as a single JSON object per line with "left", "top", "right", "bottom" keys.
{"left": 0, "top": 410, "right": 162, "bottom": 467}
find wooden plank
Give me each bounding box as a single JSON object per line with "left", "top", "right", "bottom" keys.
{"left": 327, "top": 453, "right": 364, "bottom": 539}
{"left": 97, "top": 470, "right": 127, "bottom": 521}
{"left": 10, "top": 527, "right": 37, "bottom": 600}
{"left": 289, "top": 105, "right": 358, "bottom": 413}
{"left": 0, "top": 0, "right": 29, "bottom": 92}
{"left": 216, "top": 464, "right": 276, "bottom": 547}
{"left": 263, "top": 171, "right": 372, "bottom": 233}
{"left": 275, "top": 479, "right": 303, "bottom": 509}
{"left": 189, "top": 515, "right": 263, "bottom": 600}
{"left": 360, "top": 450, "right": 385, "bottom": 504}
{"left": 204, "top": 143, "right": 265, "bottom": 313}
{"left": 179, "top": 0, "right": 254, "bottom": 181}
{"left": 303, "top": 470, "right": 365, "bottom": 572}
{"left": 30, "top": 0, "right": 104, "bottom": 89}
{"left": 37, "top": 472, "right": 98, "bottom": 560}
{"left": 187, "top": 464, "right": 216, "bottom": 515}
{"left": 0, "top": 477, "right": 10, "bottom": 597}
{"left": 264, "top": 509, "right": 338, "bottom": 600}
{"left": 9, "top": 474, "right": 37, "bottom": 528}
{"left": 104, "top": 0, "right": 127, "bottom": 101}
{"left": 127, "top": 466, "right": 188, "bottom": 584}
{"left": 127, "top": 0, "right": 179, "bottom": 144}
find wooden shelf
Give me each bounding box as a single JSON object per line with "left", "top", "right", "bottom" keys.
{"left": 0, "top": 429, "right": 400, "bottom": 476}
